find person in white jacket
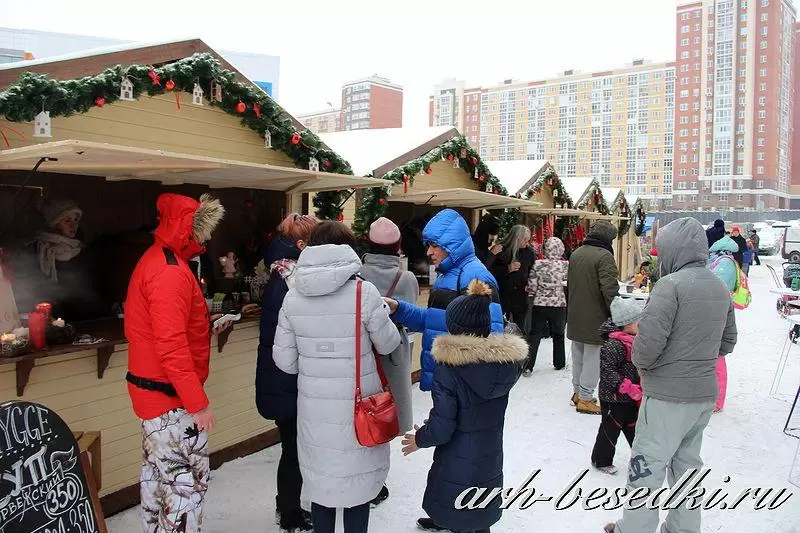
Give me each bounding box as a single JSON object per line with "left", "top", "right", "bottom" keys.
{"left": 273, "top": 221, "right": 401, "bottom": 533}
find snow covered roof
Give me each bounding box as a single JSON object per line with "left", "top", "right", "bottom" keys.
{"left": 483, "top": 159, "right": 550, "bottom": 196}
{"left": 0, "top": 37, "right": 199, "bottom": 70}
{"left": 319, "top": 126, "right": 458, "bottom": 176}
{"left": 561, "top": 177, "right": 595, "bottom": 205}
{"left": 600, "top": 186, "right": 624, "bottom": 207}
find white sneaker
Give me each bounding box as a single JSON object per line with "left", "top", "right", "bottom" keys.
{"left": 595, "top": 464, "right": 618, "bottom": 475}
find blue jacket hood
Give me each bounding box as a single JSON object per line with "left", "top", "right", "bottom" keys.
{"left": 423, "top": 209, "right": 475, "bottom": 273}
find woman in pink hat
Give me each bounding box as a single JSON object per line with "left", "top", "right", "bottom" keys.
{"left": 359, "top": 216, "right": 419, "bottom": 506}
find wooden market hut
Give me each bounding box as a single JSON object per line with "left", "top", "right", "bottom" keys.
{"left": 0, "top": 41, "right": 383, "bottom": 515}
{"left": 601, "top": 186, "right": 638, "bottom": 281}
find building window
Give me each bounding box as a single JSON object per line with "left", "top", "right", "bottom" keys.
{"left": 681, "top": 24, "right": 690, "bottom": 33}
{"left": 757, "top": 152, "right": 765, "bottom": 160}
{"left": 761, "top": 0, "right": 768, "bottom": 6}
{"left": 704, "top": 195, "right": 711, "bottom": 202}
{"left": 759, "top": 110, "right": 766, "bottom": 119}
{"left": 759, "top": 96, "right": 766, "bottom": 106}
{"left": 757, "top": 166, "right": 764, "bottom": 174}
{"left": 760, "top": 82, "right": 767, "bottom": 91}
{"left": 760, "top": 68, "right": 767, "bottom": 78}
{"left": 760, "top": 26, "right": 768, "bottom": 36}
{"left": 756, "top": 180, "right": 764, "bottom": 188}
{"left": 758, "top": 124, "right": 766, "bottom": 132}
{"left": 737, "top": 194, "right": 744, "bottom": 201}
{"left": 760, "top": 40, "right": 768, "bottom": 49}
{"left": 758, "top": 138, "right": 765, "bottom": 146}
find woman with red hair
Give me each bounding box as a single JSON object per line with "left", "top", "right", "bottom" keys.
{"left": 256, "top": 212, "right": 318, "bottom": 532}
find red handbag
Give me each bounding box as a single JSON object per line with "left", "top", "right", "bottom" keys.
{"left": 353, "top": 279, "right": 399, "bottom": 447}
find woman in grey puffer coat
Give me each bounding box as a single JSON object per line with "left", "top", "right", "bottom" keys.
{"left": 273, "top": 222, "right": 401, "bottom": 533}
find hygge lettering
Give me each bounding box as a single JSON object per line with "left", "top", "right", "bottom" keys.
{"left": 454, "top": 469, "right": 794, "bottom": 512}
{"left": 0, "top": 404, "right": 52, "bottom": 456}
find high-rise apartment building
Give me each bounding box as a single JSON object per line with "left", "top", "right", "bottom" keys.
{"left": 296, "top": 108, "right": 342, "bottom": 134}
{"left": 341, "top": 75, "right": 403, "bottom": 131}
{"left": 672, "top": 0, "right": 796, "bottom": 211}
{"left": 792, "top": 21, "right": 800, "bottom": 193}
{"left": 430, "top": 62, "right": 676, "bottom": 204}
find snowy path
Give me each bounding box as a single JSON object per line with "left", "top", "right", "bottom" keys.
{"left": 108, "top": 256, "right": 800, "bottom": 532}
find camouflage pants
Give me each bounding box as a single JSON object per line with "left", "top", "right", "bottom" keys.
{"left": 140, "top": 409, "right": 210, "bottom": 533}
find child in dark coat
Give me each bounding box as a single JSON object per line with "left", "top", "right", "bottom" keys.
{"left": 590, "top": 296, "right": 645, "bottom": 475}
{"left": 401, "top": 280, "right": 528, "bottom": 533}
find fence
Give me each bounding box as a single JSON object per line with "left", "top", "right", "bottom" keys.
{"left": 650, "top": 210, "right": 800, "bottom": 227}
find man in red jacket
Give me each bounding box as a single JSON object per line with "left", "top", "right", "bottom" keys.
{"left": 125, "top": 193, "right": 225, "bottom": 533}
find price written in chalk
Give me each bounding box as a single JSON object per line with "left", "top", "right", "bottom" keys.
{"left": 45, "top": 474, "right": 83, "bottom": 518}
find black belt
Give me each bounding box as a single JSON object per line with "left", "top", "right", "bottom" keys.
{"left": 126, "top": 371, "right": 178, "bottom": 397}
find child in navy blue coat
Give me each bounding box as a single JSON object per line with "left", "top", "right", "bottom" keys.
{"left": 401, "top": 280, "right": 528, "bottom": 533}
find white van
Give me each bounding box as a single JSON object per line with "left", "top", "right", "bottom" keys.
{"left": 782, "top": 227, "right": 800, "bottom": 262}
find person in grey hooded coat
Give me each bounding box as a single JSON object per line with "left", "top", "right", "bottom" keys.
{"left": 605, "top": 217, "right": 737, "bottom": 533}
{"left": 273, "top": 222, "right": 402, "bottom": 533}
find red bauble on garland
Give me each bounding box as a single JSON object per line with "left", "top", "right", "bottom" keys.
{"left": 235, "top": 101, "right": 247, "bottom": 113}
{"left": 446, "top": 153, "right": 454, "bottom": 161}
{"left": 291, "top": 132, "right": 301, "bottom": 145}
{"left": 337, "top": 213, "right": 344, "bottom": 222}
{"left": 165, "top": 80, "right": 175, "bottom": 91}
{"left": 94, "top": 97, "right": 105, "bottom": 107}
{"left": 425, "top": 167, "right": 432, "bottom": 175}
{"left": 478, "top": 175, "right": 485, "bottom": 182}
{"left": 324, "top": 159, "right": 332, "bottom": 168}
{"left": 470, "top": 157, "right": 478, "bottom": 165}
{"left": 378, "top": 198, "right": 386, "bottom": 204}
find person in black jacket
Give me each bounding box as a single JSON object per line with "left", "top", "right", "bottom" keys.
{"left": 255, "top": 212, "right": 318, "bottom": 533}
{"left": 472, "top": 214, "right": 500, "bottom": 266}
{"left": 591, "top": 297, "right": 644, "bottom": 476}
{"left": 729, "top": 226, "right": 748, "bottom": 267}
{"left": 486, "top": 224, "right": 534, "bottom": 327}
{"left": 706, "top": 218, "right": 726, "bottom": 248}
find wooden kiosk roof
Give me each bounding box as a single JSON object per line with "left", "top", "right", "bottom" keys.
{"left": 0, "top": 140, "right": 385, "bottom": 193}
{"left": 392, "top": 188, "right": 540, "bottom": 210}
{"left": 521, "top": 206, "right": 626, "bottom": 221}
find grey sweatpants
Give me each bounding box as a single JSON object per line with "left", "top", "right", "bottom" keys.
{"left": 614, "top": 396, "right": 715, "bottom": 533}
{"left": 571, "top": 341, "right": 601, "bottom": 400}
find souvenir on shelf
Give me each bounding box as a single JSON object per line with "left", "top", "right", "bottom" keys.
{"left": 220, "top": 252, "right": 239, "bottom": 278}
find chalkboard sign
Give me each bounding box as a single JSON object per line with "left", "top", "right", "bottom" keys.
{"left": 0, "top": 401, "right": 100, "bottom": 533}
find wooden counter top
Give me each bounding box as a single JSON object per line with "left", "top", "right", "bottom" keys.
{"left": 0, "top": 315, "right": 260, "bottom": 396}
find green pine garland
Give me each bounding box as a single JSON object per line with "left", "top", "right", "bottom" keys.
{"left": 0, "top": 52, "right": 352, "bottom": 219}
{"left": 495, "top": 208, "right": 521, "bottom": 239}
{"left": 523, "top": 167, "right": 571, "bottom": 208}
{"left": 351, "top": 136, "right": 510, "bottom": 239}
{"left": 575, "top": 182, "right": 609, "bottom": 214}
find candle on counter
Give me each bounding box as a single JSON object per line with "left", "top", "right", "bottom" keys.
{"left": 0, "top": 333, "right": 15, "bottom": 342}
{"left": 35, "top": 302, "right": 53, "bottom": 321}
{"left": 52, "top": 318, "right": 65, "bottom": 328}
{"left": 200, "top": 278, "right": 208, "bottom": 297}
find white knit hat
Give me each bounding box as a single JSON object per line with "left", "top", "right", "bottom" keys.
{"left": 610, "top": 297, "right": 645, "bottom": 327}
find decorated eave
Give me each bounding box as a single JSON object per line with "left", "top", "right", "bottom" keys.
{"left": 517, "top": 164, "right": 572, "bottom": 208}
{"left": 600, "top": 187, "right": 629, "bottom": 216}
{"left": 561, "top": 176, "right": 609, "bottom": 214}
{"left": 0, "top": 51, "right": 370, "bottom": 208}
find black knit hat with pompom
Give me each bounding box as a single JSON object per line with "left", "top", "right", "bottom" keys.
{"left": 445, "top": 280, "right": 493, "bottom": 338}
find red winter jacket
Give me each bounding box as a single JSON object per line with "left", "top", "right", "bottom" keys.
{"left": 125, "top": 193, "right": 222, "bottom": 420}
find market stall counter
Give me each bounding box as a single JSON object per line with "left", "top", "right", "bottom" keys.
{"left": 0, "top": 315, "right": 265, "bottom": 509}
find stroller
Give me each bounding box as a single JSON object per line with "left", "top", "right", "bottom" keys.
{"left": 769, "top": 262, "right": 800, "bottom": 319}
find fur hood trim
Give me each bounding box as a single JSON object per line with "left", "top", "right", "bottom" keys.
{"left": 432, "top": 333, "right": 528, "bottom": 366}
{"left": 192, "top": 193, "right": 225, "bottom": 243}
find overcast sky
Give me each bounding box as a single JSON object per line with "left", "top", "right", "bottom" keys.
{"left": 4, "top": 0, "right": 680, "bottom": 127}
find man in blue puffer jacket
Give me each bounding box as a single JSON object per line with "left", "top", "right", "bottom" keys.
{"left": 384, "top": 209, "right": 504, "bottom": 391}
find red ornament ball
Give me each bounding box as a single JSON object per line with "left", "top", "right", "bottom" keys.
{"left": 478, "top": 175, "right": 485, "bottom": 182}
{"left": 337, "top": 213, "right": 344, "bottom": 222}
{"left": 165, "top": 80, "right": 175, "bottom": 91}
{"left": 378, "top": 198, "right": 386, "bottom": 205}
{"left": 324, "top": 159, "right": 332, "bottom": 168}
{"left": 402, "top": 174, "right": 409, "bottom": 182}
{"left": 236, "top": 101, "right": 247, "bottom": 113}
{"left": 446, "top": 154, "right": 454, "bottom": 161}
{"left": 244, "top": 199, "right": 253, "bottom": 208}
{"left": 291, "top": 132, "right": 301, "bottom": 145}
{"left": 493, "top": 190, "right": 500, "bottom": 195}
{"left": 94, "top": 97, "right": 105, "bottom": 107}
{"left": 470, "top": 157, "right": 478, "bottom": 165}
{"left": 425, "top": 167, "right": 433, "bottom": 175}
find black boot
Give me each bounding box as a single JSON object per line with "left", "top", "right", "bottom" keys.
{"left": 279, "top": 509, "right": 313, "bottom": 532}
{"left": 370, "top": 485, "right": 389, "bottom": 507}
{"left": 417, "top": 517, "right": 447, "bottom": 531}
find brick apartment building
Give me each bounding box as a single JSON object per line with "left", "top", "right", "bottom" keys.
{"left": 299, "top": 75, "right": 403, "bottom": 133}
{"left": 672, "top": 0, "right": 796, "bottom": 212}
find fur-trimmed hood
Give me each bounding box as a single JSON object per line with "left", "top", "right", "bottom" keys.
{"left": 154, "top": 193, "right": 224, "bottom": 260}
{"left": 432, "top": 333, "right": 527, "bottom": 399}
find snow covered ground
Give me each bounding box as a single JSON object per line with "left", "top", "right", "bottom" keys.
{"left": 108, "top": 256, "right": 800, "bottom": 532}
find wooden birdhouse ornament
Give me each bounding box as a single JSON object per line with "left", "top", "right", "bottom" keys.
{"left": 192, "top": 83, "right": 204, "bottom": 106}
{"left": 308, "top": 158, "right": 320, "bottom": 172}
{"left": 120, "top": 78, "right": 134, "bottom": 101}
{"left": 264, "top": 130, "right": 272, "bottom": 148}
{"left": 33, "top": 111, "right": 52, "bottom": 138}
{"left": 453, "top": 157, "right": 460, "bottom": 169}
